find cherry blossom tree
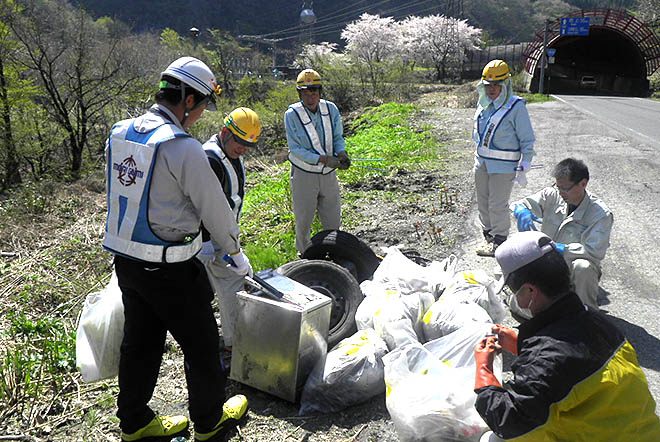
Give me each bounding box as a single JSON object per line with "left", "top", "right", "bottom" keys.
{"left": 294, "top": 42, "right": 340, "bottom": 70}
{"left": 400, "top": 14, "right": 482, "bottom": 81}
{"left": 340, "top": 13, "right": 401, "bottom": 94}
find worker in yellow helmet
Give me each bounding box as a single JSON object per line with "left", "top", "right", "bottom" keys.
{"left": 285, "top": 68, "right": 351, "bottom": 254}
{"left": 473, "top": 59, "right": 536, "bottom": 257}
{"left": 198, "top": 107, "right": 261, "bottom": 358}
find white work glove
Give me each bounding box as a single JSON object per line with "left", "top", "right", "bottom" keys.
{"left": 513, "top": 171, "right": 528, "bottom": 187}
{"left": 197, "top": 240, "right": 216, "bottom": 266}
{"left": 223, "top": 249, "right": 253, "bottom": 278}
{"left": 517, "top": 160, "right": 531, "bottom": 172}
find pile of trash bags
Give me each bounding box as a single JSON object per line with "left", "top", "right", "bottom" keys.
{"left": 299, "top": 247, "right": 505, "bottom": 442}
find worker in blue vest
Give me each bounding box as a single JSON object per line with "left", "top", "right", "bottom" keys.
{"left": 198, "top": 107, "right": 261, "bottom": 355}
{"left": 473, "top": 60, "right": 536, "bottom": 257}
{"left": 103, "top": 57, "right": 249, "bottom": 442}
{"left": 285, "top": 69, "right": 350, "bottom": 254}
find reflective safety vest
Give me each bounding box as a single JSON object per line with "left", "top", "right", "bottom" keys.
{"left": 474, "top": 95, "right": 523, "bottom": 162}
{"left": 103, "top": 114, "right": 202, "bottom": 263}
{"left": 203, "top": 136, "right": 244, "bottom": 223}
{"left": 287, "top": 100, "right": 335, "bottom": 174}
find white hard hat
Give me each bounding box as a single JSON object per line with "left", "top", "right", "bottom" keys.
{"left": 160, "top": 57, "right": 221, "bottom": 110}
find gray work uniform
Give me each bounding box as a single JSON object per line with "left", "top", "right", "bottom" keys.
{"left": 201, "top": 134, "right": 246, "bottom": 347}
{"left": 284, "top": 99, "right": 346, "bottom": 253}
{"left": 511, "top": 187, "right": 613, "bottom": 309}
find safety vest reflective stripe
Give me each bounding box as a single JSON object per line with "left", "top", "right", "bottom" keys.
{"left": 475, "top": 95, "right": 523, "bottom": 162}
{"left": 103, "top": 117, "right": 201, "bottom": 263}
{"left": 204, "top": 138, "right": 243, "bottom": 223}
{"left": 287, "top": 100, "right": 335, "bottom": 174}
{"left": 103, "top": 232, "right": 202, "bottom": 263}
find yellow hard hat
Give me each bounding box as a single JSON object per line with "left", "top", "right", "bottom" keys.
{"left": 224, "top": 107, "right": 261, "bottom": 146}
{"left": 296, "top": 69, "right": 322, "bottom": 90}
{"left": 482, "top": 60, "right": 511, "bottom": 84}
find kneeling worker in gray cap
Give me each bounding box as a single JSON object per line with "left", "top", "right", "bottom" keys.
{"left": 473, "top": 231, "right": 660, "bottom": 442}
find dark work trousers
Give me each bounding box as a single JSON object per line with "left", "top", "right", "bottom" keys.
{"left": 114, "top": 255, "right": 225, "bottom": 434}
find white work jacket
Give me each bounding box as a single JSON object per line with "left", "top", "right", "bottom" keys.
{"left": 512, "top": 187, "right": 613, "bottom": 267}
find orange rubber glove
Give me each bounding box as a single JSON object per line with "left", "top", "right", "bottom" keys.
{"left": 492, "top": 324, "right": 518, "bottom": 356}
{"left": 474, "top": 336, "right": 502, "bottom": 391}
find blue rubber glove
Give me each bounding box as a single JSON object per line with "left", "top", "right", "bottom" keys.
{"left": 512, "top": 204, "right": 539, "bottom": 232}
{"left": 554, "top": 243, "right": 566, "bottom": 254}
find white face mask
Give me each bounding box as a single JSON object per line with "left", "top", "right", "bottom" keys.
{"left": 509, "top": 285, "right": 534, "bottom": 319}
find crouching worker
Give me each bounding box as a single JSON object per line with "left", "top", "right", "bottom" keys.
{"left": 198, "top": 107, "right": 261, "bottom": 355}
{"left": 510, "top": 158, "right": 613, "bottom": 310}
{"left": 103, "top": 57, "right": 249, "bottom": 441}
{"left": 473, "top": 231, "right": 660, "bottom": 442}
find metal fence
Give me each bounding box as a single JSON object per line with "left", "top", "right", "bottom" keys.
{"left": 464, "top": 43, "right": 529, "bottom": 77}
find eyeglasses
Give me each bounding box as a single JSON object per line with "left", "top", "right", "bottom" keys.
{"left": 553, "top": 182, "right": 578, "bottom": 193}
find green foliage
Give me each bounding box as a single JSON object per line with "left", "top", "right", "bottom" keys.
{"left": 250, "top": 82, "right": 299, "bottom": 149}
{"left": 518, "top": 93, "right": 554, "bottom": 104}
{"left": 1, "top": 312, "right": 76, "bottom": 420}
{"left": 240, "top": 164, "right": 298, "bottom": 270}
{"left": 235, "top": 76, "right": 275, "bottom": 106}
{"left": 649, "top": 72, "right": 660, "bottom": 99}
{"left": 345, "top": 102, "right": 438, "bottom": 171}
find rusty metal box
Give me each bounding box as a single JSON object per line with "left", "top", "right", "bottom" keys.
{"left": 229, "top": 269, "right": 332, "bottom": 402}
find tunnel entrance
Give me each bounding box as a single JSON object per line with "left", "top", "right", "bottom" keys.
{"left": 523, "top": 9, "right": 660, "bottom": 96}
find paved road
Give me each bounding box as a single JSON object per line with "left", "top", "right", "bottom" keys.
{"left": 553, "top": 94, "right": 660, "bottom": 149}
{"left": 457, "top": 96, "right": 660, "bottom": 412}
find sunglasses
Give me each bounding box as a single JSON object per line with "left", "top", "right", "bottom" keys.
{"left": 232, "top": 133, "right": 254, "bottom": 148}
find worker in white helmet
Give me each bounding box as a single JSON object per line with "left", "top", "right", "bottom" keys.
{"left": 473, "top": 60, "right": 536, "bottom": 257}
{"left": 285, "top": 68, "right": 351, "bottom": 254}
{"left": 197, "top": 107, "right": 261, "bottom": 357}
{"left": 103, "top": 57, "right": 248, "bottom": 442}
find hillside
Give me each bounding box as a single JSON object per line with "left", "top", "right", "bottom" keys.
{"left": 71, "top": 0, "right": 638, "bottom": 46}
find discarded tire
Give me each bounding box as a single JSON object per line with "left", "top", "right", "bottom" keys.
{"left": 301, "top": 229, "right": 380, "bottom": 283}
{"left": 277, "top": 259, "right": 363, "bottom": 348}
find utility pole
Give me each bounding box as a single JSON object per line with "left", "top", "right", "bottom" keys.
{"left": 538, "top": 19, "right": 549, "bottom": 94}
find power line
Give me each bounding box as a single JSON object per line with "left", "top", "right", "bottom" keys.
{"left": 260, "top": 0, "right": 440, "bottom": 40}
{"left": 275, "top": 0, "right": 444, "bottom": 43}
{"left": 257, "top": 0, "right": 388, "bottom": 38}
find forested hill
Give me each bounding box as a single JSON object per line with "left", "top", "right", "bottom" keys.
{"left": 72, "top": 0, "right": 637, "bottom": 45}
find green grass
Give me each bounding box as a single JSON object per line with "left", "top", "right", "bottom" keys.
{"left": 518, "top": 93, "right": 554, "bottom": 104}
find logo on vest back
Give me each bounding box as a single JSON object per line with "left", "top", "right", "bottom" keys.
{"left": 113, "top": 155, "right": 144, "bottom": 186}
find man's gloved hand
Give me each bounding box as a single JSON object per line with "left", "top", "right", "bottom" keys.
{"left": 322, "top": 155, "right": 342, "bottom": 169}
{"left": 197, "top": 240, "right": 216, "bottom": 266}
{"left": 513, "top": 204, "right": 539, "bottom": 232}
{"left": 492, "top": 324, "right": 518, "bottom": 355}
{"left": 474, "top": 336, "right": 502, "bottom": 391}
{"left": 517, "top": 160, "right": 531, "bottom": 172}
{"left": 554, "top": 242, "right": 566, "bottom": 254}
{"left": 223, "top": 249, "right": 253, "bottom": 278}
{"left": 513, "top": 171, "right": 528, "bottom": 187}
{"left": 337, "top": 151, "right": 351, "bottom": 170}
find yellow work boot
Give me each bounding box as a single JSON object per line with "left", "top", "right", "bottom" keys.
{"left": 194, "top": 394, "right": 248, "bottom": 441}
{"left": 121, "top": 415, "right": 188, "bottom": 441}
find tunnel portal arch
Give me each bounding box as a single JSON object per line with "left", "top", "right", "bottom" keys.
{"left": 523, "top": 8, "right": 660, "bottom": 96}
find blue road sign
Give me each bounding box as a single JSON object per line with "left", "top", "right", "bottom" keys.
{"left": 547, "top": 48, "right": 556, "bottom": 57}
{"left": 560, "top": 17, "right": 590, "bottom": 36}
